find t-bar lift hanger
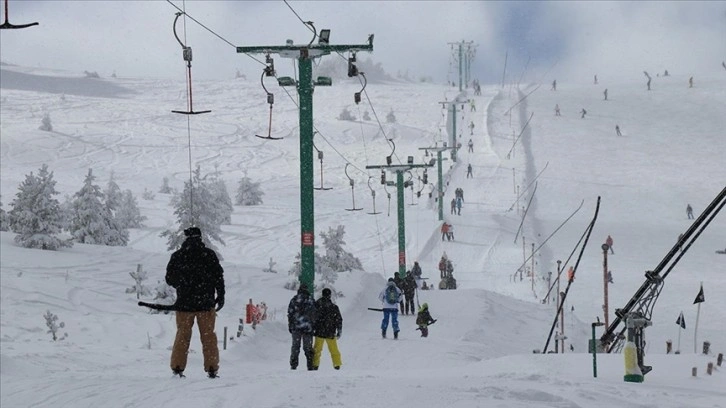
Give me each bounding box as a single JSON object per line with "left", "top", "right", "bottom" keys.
{"left": 171, "top": 12, "right": 210, "bottom": 115}
{"left": 0, "top": 0, "right": 38, "bottom": 29}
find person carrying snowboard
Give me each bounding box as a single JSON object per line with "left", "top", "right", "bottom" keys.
{"left": 165, "top": 227, "right": 225, "bottom": 379}
{"left": 416, "top": 303, "right": 436, "bottom": 337}
{"left": 403, "top": 272, "right": 417, "bottom": 316}
{"left": 379, "top": 278, "right": 402, "bottom": 339}
{"left": 312, "top": 288, "right": 343, "bottom": 370}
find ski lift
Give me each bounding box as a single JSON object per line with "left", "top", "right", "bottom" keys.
{"left": 0, "top": 0, "right": 38, "bottom": 29}
{"left": 366, "top": 176, "right": 381, "bottom": 215}
{"left": 386, "top": 138, "right": 396, "bottom": 166}
{"left": 312, "top": 134, "right": 332, "bottom": 190}
{"left": 405, "top": 171, "right": 417, "bottom": 206}
{"left": 255, "top": 61, "right": 283, "bottom": 140}
{"left": 344, "top": 164, "right": 362, "bottom": 211}
{"left": 354, "top": 72, "right": 367, "bottom": 104}
{"left": 383, "top": 179, "right": 392, "bottom": 216}
{"left": 171, "top": 12, "right": 210, "bottom": 115}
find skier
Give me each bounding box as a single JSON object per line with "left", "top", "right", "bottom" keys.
{"left": 468, "top": 138, "right": 474, "bottom": 152}
{"left": 686, "top": 204, "right": 694, "bottom": 219}
{"left": 403, "top": 272, "right": 417, "bottom": 316}
{"left": 603, "top": 88, "right": 608, "bottom": 101}
{"left": 450, "top": 198, "right": 456, "bottom": 215}
{"left": 469, "top": 122, "right": 475, "bottom": 136}
{"left": 438, "top": 254, "right": 447, "bottom": 279}
{"left": 312, "top": 288, "right": 342, "bottom": 370}
{"left": 470, "top": 99, "right": 476, "bottom": 112}
{"left": 379, "top": 278, "right": 402, "bottom": 339}
{"left": 456, "top": 196, "right": 463, "bottom": 215}
{"left": 447, "top": 223, "right": 455, "bottom": 241}
{"left": 551, "top": 79, "right": 557, "bottom": 91}
{"left": 466, "top": 164, "right": 473, "bottom": 179}
{"left": 441, "top": 222, "right": 450, "bottom": 241}
{"left": 688, "top": 76, "right": 694, "bottom": 88}
{"left": 166, "top": 227, "right": 225, "bottom": 379}
{"left": 393, "top": 272, "right": 406, "bottom": 314}
{"left": 607, "top": 271, "right": 614, "bottom": 284}
{"left": 605, "top": 235, "right": 614, "bottom": 254}
{"left": 288, "top": 283, "right": 316, "bottom": 370}
{"left": 416, "top": 303, "right": 437, "bottom": 338}
{"left": 580, "top": 108, "right": 587, "bottom": 119}
{"left": 411, "top": 261, "right": 422, "bottom": 279}
{"left": 554, "top": 104, "right": 561, "bottom": 116}
{"left": 615, "top": 125, "right": 622, "bottom": 136}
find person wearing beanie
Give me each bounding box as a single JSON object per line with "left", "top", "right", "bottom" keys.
{"left": 165, "top": 226, "right": 225, "bottom": 378}
{"left": 378, "top": 278, "right": 402, "bottom": 339}
{"left": 287, "top": 283, "right": 316, "bottom": 370}
{"left": 416, "top": 303, "right": 436, "bottom": 338}
{"left": 311, "top": 288, "right": 343, "bottom": 370}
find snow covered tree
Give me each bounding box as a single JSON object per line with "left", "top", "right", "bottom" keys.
{"left": 44, "top": 310, "right": 67, "bottom": 341}
{"left": 142, "top": 188, "right": 155, "bottom": 200}
{"left": 263, "top": 257, "right": 278, "bottom": 273}
{"left": 7, "top": 164, "right": 70, "bottom": 250}
{"left": 115, "top": 190, "right": 146, "bottom": 228}
{"left": 320, "top": 225, "right": 363, "bottom": 272}
{"left": 337, "top": 107, "right": 357, "bottom": 121}
{"left": 0, "top": 197, "right": 8, "bottom": 232}
{"left": 104, "top": 172, "right": 123, "bottom": 214}
{"left": 207, "top": 171, "right": 233, "bottom": 225}
{"left": 68, "top": 168, "right": 128, "bottom": 246}
{"left": 235, "top": 176, "right": 264, "bottom": 206}
{"left": 316, "top": 261, "right": 338, "bottom": 286}
{"left": 161, "top": 165, "right": 225, "bottom": 255}
{"left": 39, "top": 113, "right": 52, "bottom": 131}
{"left": 386, "top": 109, "right": 397, "bottom": 123}
{"left": 159, "top": 177, "right": 173, "bottom": 194}
{"left": 125, "top": 264, "right": 151, "bottom": 299}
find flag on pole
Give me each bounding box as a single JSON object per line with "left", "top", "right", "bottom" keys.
{"left": 676, "top": 312, "right": 686, "bottom": 329}
{"left": 693, "top": 285, "right": 705, "bottom": 304}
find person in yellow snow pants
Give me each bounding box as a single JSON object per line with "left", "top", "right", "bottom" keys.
{"left": 311, "top": 288, "right": 343, "bottom": 370}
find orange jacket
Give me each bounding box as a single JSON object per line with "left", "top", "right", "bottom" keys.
{"left": 441, "top": 223, "right": 450, "bottom": 233}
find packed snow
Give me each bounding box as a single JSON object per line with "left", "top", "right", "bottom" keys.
{"left": 1, "top": 57, "right": 725, "bottom": 408}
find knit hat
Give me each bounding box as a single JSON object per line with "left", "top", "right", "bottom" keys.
{"left": 388, "top": 277, "right": 394, "bottom": 282}
{"left": 298, "top": 283, "right": 309, "bottom": 294}
{"left": 322, "top": 288, "right": 332, "bottom": 298}
{"left": 184, "top": 227, "right": 202, "bottom": 238}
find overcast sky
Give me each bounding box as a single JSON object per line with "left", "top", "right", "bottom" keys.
{"left": 1, "top": 1, "right": 724, "bottom": 85}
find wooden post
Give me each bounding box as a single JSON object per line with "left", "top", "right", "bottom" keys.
{"left": 706, "top": 362, "right": 714, "bottom": 375}
{"left": 692, "top": 367, "right": 697, "bottom": 377}
{"left": 666, "top": 340, "right": 672, "bottom": 354}
{"left": 223, "top": 327, "right": 228, "bottom": 350}
{"left": 717, "top": 353, "right": 723, "bottom": 367}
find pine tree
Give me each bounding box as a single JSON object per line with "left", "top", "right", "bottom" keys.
{"left": 320, "top": 225, "right": 363, "bottom": 272}
{"left": 0, "top": 197, "right": 8, "bottom": 232}
{"left": 207, "top": 169, "right": 233, "bottom": 225}
{"left": 159, "top": 177, "right": 173, "bottom": 194}
{"left": 68, "top": 168, "right": 128, "bottom": 246}
{"left": 7, "top": 164, "right": 70, "bottom": 250}
{"left": 160, "top": 166, "right": 225, "bottom": 254}
{"left": 235, "top": 177, "right": 264, "bottom": 206}
{"left": 104, "top": 172, "right": 123, "bottom": 214}
{"left": 115, "top": 190, "right": 146, "bottom": 228}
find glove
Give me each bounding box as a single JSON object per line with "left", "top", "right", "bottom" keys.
{"left": 288, "top": 324, "right": 294, "bottom": 334}
{"left": 215, "top": 297, "right": 224, "bottom": 312}
{"left": 336, "top": 329, "right": 342, "bottom": 339}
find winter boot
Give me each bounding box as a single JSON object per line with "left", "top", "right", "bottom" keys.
{"left": 382, "top": 329, "right": 386, "bottom": 339}
{"left": 394, "top": 331, "right": 399, "bottom": 340}
{"left": 207, "top": 370, "right": 218, "bottom": 379}
{"left": 172, "top": 367, "right": 185, "bottom": 378}
{"left": 421, "top": 327, "right": 429, "bottom": 338}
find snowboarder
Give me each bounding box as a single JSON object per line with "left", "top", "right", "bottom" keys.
{"left": 551, "top": 79, "right": 557, "bottom": 91}
{"left": 165, "top": 227, "right": 225, "bottom": 379}
{"left": 403, "top": 272, "right": 417, "bottom": 315}
{"left": 686, "top": 204, "right": 694, "bottom": 219}
{"left": 615, "top": 125, "right": 622, "bottom": 136}
{"left": 393, "top": 272, "right": 406, "bottom": 314}
{"left": 450, "top": 198, "right": 456, "bottom": 215}
{"left": 603, "top": 88, "right": 608, "bottom": 101}
{"left": 469, "top": 122, "right": 475, "bottom": 136}
{"left": 438, "top": 255, "right": 447, "bottom": 279}
{"left": 456, "top": 196, "right": 463, "bottom": 215}
{"left": 379, "top": 278, "right": 402, "bottom": 339}
{"left": 605, "top": 235, "right": 614, "bottom": 254}
{"left": 312, "top": 288, "right": 342, "bottom": 370}
{"left": 468, "top": 138, "right": 474, "bottom": 152}
{"left": 689, "top": 76, "right": 694, "bottom": 88}
{"left": 466, "top": 164, "right": 473, "bottom": 179}
{"left": 580, "top": 108, "right": 587, "bottom": 119}
{"left": 441, "top": 222, "right": 450, "bottom": 241}
{"left": 416, "top": 303, "right": 436, "bottom": 338}
{"left": 554, "top": 104, "right": 561, "bottom": 116}
{"left": 288, "top": 283, "right": 316, "bottom": 370}
{"left": 470, "top": 99, "right": 476, "bottom": 112}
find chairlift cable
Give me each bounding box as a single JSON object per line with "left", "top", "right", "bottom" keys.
{"left": 283, "top": 0, "right": 316, "bottom": 35}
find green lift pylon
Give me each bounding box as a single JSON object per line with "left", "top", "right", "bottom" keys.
{"left": 448, "top": 40, "right": 475, "bottom": 91}
{"left": 238, "top": 32, "right": 373, "bottom": 291}
{"left": 438, "top": 100, "right": 462, "bottom": 162}
{"left": 418, "top": 146, "right": 456, "bottom": 221}
{"left": 366, "top": 162, "right": 433, "bottom": 277}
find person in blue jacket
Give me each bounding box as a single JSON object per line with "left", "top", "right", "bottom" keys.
{"left": 379, "top": 278, "right": 402, "bottom": 339}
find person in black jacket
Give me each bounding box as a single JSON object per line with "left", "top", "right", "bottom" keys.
{"left": 312, "top": 288, "right": 343, "bottom": 370}
{"left": 287, "top": 284, "right": 316, "bottom": 370}
{"left": 393, "top": 272, "right": 405, "bottom": 314}
{"left": 165, "top": 227, "right": 225, "bottom": 378}
{"left": 403, "top": 272, "right": 417, "bottom": 315}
